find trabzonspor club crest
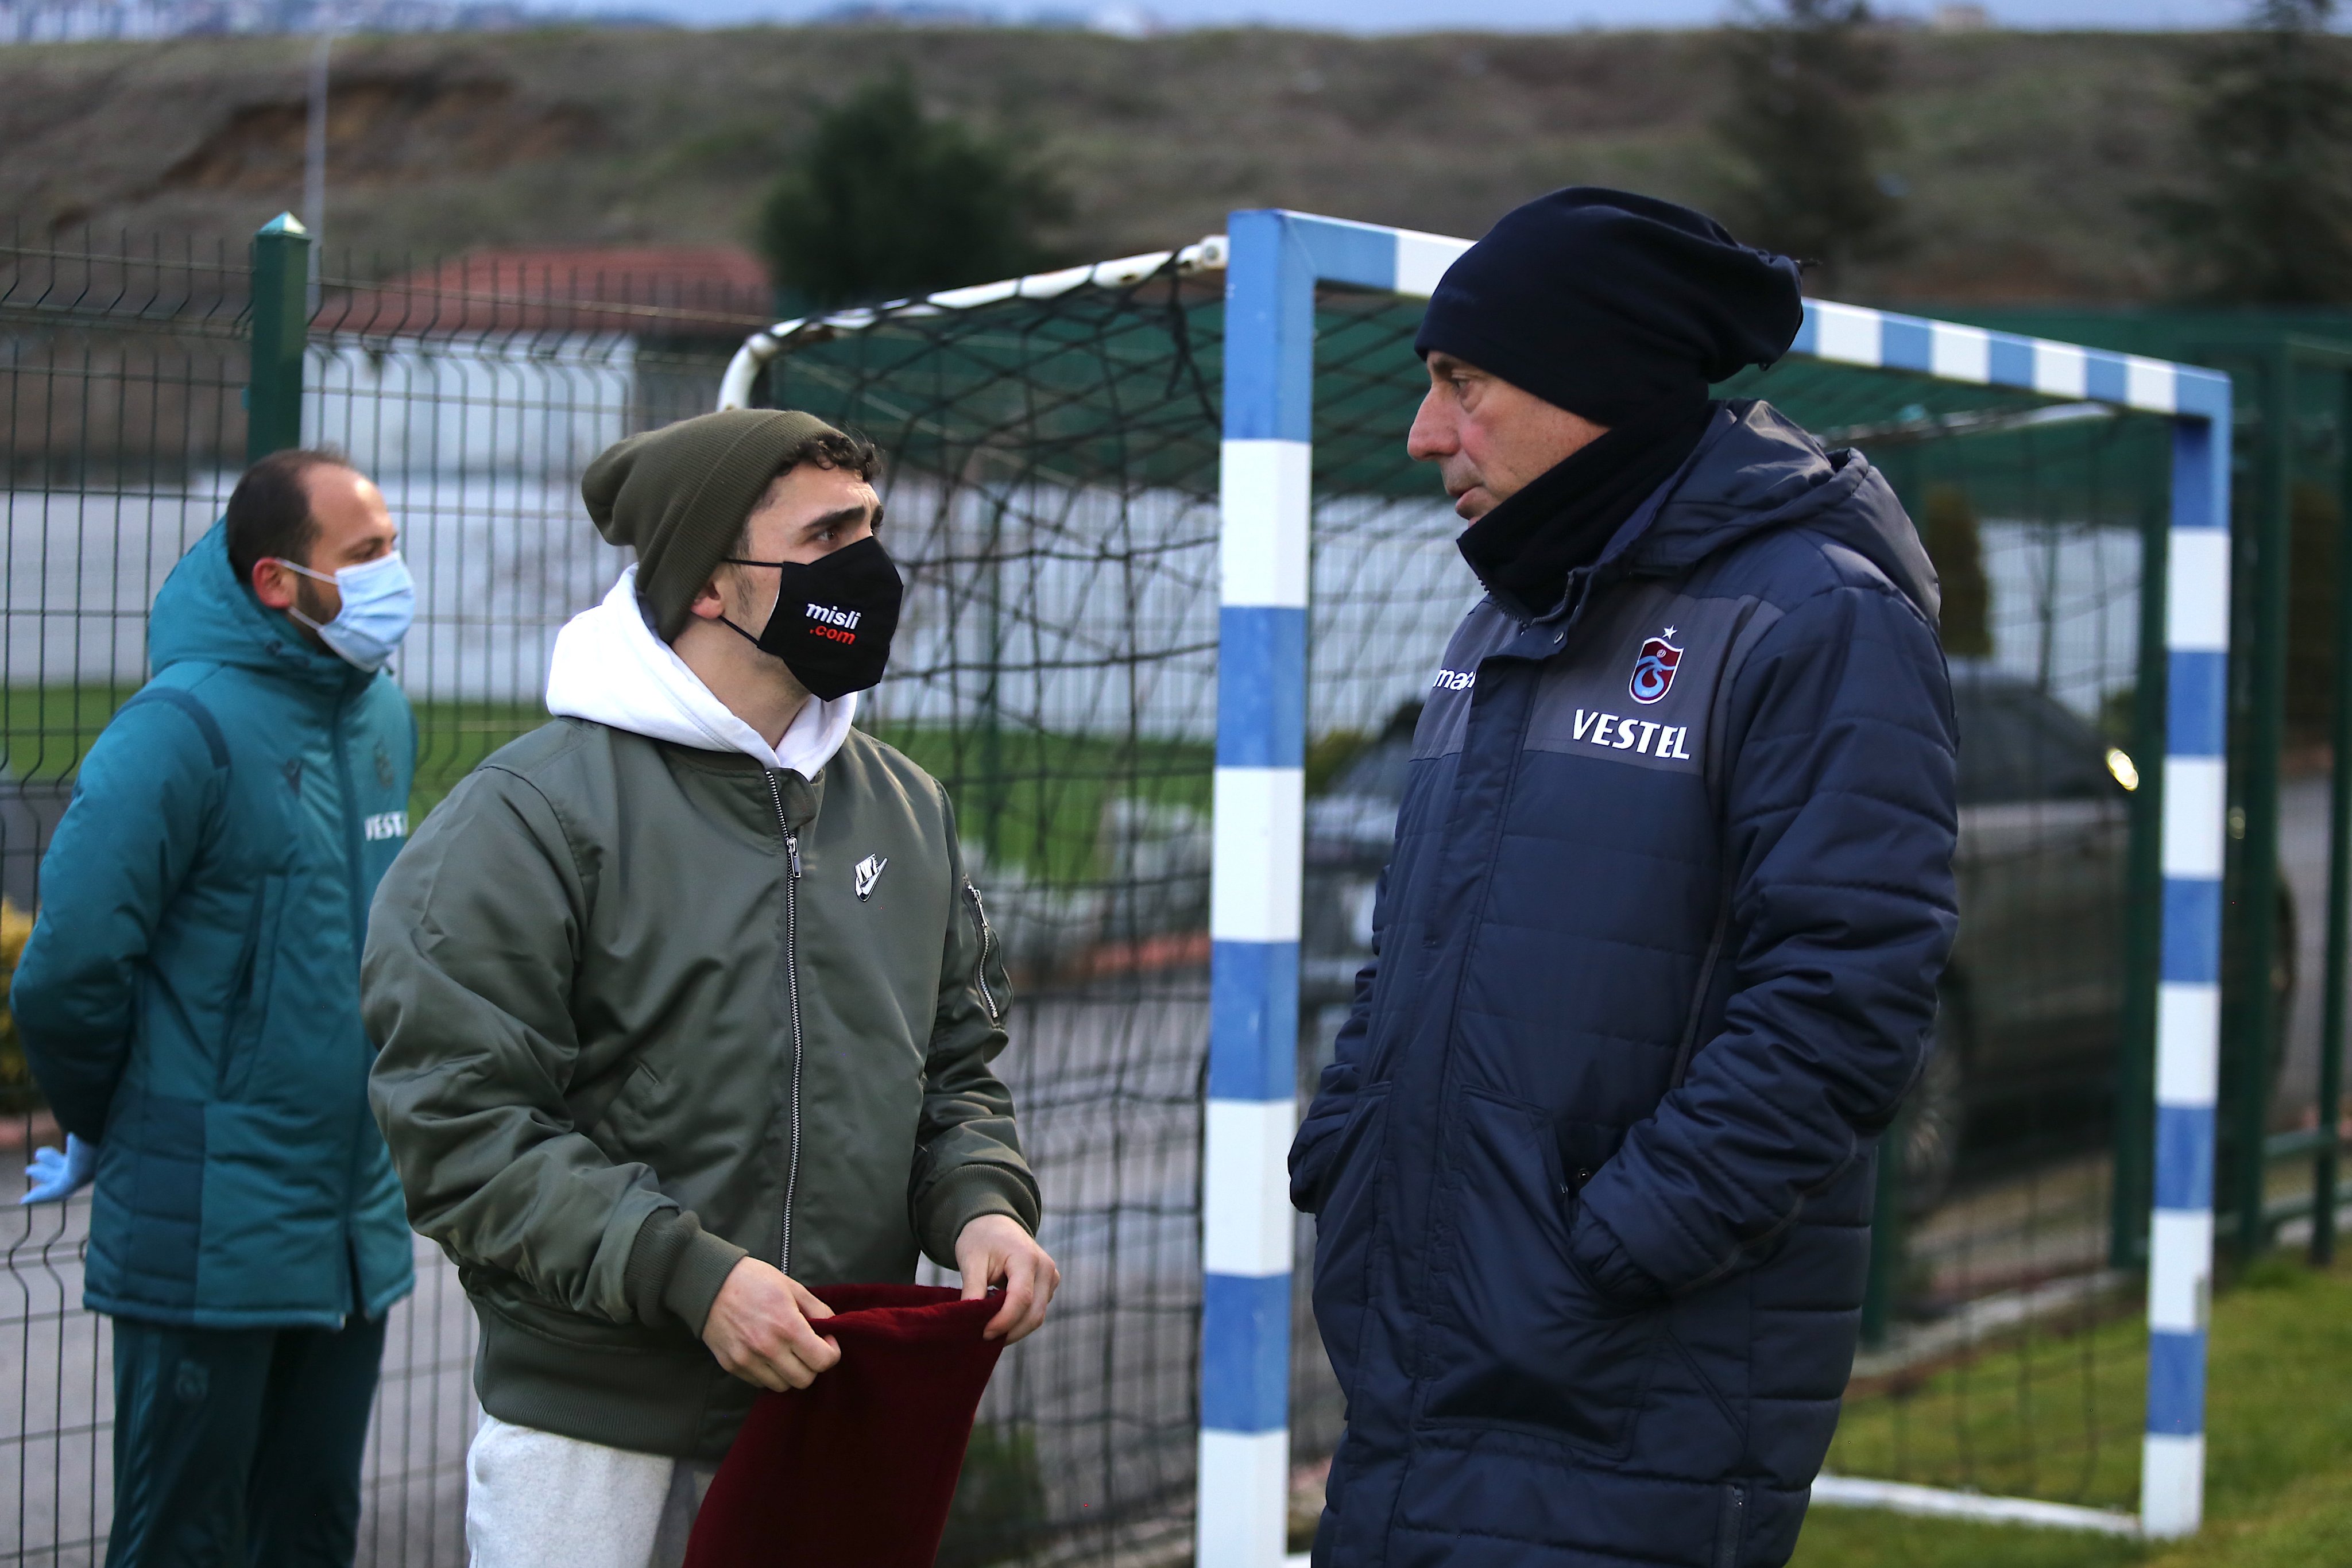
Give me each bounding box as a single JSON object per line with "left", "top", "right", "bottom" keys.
{"left": 1630, "top": 630, "right": 1684, "bottom": 705}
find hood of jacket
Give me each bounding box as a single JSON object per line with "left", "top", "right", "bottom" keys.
{"left": 545, "top": 566, "right": 856, "bottom": 779}
{"left": 148, "top": 521, "right": 376, "bottom": 694}
{"left": 1598, "top": 397, "right": 1941, "bottom": 625}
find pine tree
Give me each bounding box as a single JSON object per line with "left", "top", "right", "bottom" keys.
{"left": 1920, "top": 483, "right": 1991, "bottom": 659}
{"left": 757, "top": 75, "right": 1069, "bottom": 312}
{"left": 2148, "top": 0, "right": 2352, "bottom": 303}
{"left": 1713, "top": 0, "right": 1908, "bottom": 293}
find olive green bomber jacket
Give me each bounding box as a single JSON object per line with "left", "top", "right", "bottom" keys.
{"left": 362, "top": 718, "right": 1036, "bottom": 1459}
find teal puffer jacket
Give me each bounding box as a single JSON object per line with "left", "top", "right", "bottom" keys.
{"left": 11, "top": 522, "right": 417, "bottom": 1328}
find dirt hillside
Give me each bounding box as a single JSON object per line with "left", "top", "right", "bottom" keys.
{"left": 0, "top": 25, "right": 2207, "bottom": 303}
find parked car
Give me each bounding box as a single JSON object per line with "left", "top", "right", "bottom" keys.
{"left": 1297, "top": 664, "right": 2293, "bottom": 1213}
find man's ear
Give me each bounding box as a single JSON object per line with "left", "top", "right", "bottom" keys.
{"left": 687, "top": 572, "right": 729, "bottom": 622}
{"left": 250, "top": 558, "right": 299, "bottom": 611}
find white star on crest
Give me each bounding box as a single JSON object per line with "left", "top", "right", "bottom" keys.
{"left": 1663, "top": 626, "right": 1678, "bottom": 638}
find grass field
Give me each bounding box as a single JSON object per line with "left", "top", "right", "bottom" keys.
{"left": 6, "top": 689, "right": 1214, "bottom": 884}
{"left": 1792, "top": 1256, "right": 2352, "bottom": 1567}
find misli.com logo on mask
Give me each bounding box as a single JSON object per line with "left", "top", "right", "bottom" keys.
{"left": 806, "top": 601, "right": 862, "bottom": 644}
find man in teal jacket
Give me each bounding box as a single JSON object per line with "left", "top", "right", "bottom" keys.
{"left": 11, "top": 447, "right": 420, "bottom": 1568}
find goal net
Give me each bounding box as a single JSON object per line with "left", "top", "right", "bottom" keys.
{"left": 724, "top": 231, "right": 2191, "bottom": 1559}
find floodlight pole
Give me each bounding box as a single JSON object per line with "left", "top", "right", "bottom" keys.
{"left": 304, "top": 7, "right": 331, "bottom": 313}
{"left": 2144, "top": 371, "right": 2234, "bottom": 1541}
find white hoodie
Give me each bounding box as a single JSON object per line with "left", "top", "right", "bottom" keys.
{"left": 544, "top": 566, "right": 855, "bottom": 778}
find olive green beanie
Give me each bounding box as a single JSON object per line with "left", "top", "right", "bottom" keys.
{"left": 582, "top": 408, "right": 845, "bottom": 640}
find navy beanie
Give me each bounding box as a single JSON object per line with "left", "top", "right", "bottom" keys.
{"left": 1414, "top": 187, "right": 1806, "bottom": 426}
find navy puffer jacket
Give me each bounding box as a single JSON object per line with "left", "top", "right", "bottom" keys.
{"left": 1290, "top": 400, "right": 1958, "bottom": 1568}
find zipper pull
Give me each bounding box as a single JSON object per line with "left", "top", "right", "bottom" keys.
{"left": 786, "top": 827, "right": 802, "bottom": 880}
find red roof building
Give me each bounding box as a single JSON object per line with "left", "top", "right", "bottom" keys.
{"left": 323, "top": 245, "right": 775, "bottom": 339}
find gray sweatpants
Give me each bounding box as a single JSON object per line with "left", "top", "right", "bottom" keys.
{"left": 465, "top": 1415, "right": 719, "bottom": 1568}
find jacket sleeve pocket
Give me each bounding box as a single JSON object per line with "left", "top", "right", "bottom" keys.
{"left": 961, "top": 881, "right": 1011, "bottom": 1025}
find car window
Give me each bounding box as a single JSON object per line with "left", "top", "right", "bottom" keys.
{"left": 1954, "top": 682, "right": 2113, "bottom": 804}
{"left": 2016, "top": 697, "right": 2113, "bottom": 800}
{"left": 1953, "top": 684, "right": 2018, "bottom": 804}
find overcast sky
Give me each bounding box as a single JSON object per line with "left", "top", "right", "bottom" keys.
{"left": 590, "top": 0, "right": 2278, "bottom": 33}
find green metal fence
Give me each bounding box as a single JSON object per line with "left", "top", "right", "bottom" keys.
{"left": 1929, "top": 308, "right": 2352, "bottom": 1273}
{"left": 3, "top": 220, "right": 2348, "bottom": 1563}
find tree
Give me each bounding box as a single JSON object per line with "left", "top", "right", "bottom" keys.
{"left": 2146, "top": 0, "right": 2352, "bottom": 304}
{"left": 757, "top": 75, "right": 1069, "bottom": 312}
{"left": 1713, "top": 0, "right": 1908, "bottom": 293}
{"left": 1920, "top": 482, "right": 1991, "bottom": 658}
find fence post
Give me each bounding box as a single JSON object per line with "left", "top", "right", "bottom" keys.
{"left": 2143, "top": 374, "right": 2233, "bottom": 1541}
{"left": 247, "top": 212, "right": 311, "bottom": 462}
{"left": 1861, "top": 1109, "right": 1908, "bottom": 1350}
{"left": 2227, "top": 351, "right": 2292, "bottom": 1263}
{"left": 1200, "top": 208, "right": 1312, "bottom": 1568}
{"left": 2319, "top": 366, "right": 2352, "bottom": 1269}
{"left": 2115, "top": 489, "right": 2172, "bottom": 1270}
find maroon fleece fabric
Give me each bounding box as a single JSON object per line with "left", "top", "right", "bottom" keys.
{"left": 682, "top": 1283, "right": 1007, "bottom": 1568}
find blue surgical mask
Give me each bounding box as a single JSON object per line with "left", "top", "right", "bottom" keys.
{"left": 274, "top": 552, "right": 416, "bottom": 672}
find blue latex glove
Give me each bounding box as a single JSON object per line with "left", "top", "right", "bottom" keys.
{"left": 21, "top": 1135, "right": 96, "bottom": 1204}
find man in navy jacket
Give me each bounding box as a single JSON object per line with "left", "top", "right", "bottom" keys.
{"left": 1288, "top": 189, "right": 1959, "bottom": 1568}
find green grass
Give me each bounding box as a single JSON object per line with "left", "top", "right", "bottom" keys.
{"left": 864, "top": 722, "right": 1210, "bottom": 884}
{"left": 9, "top": 690, "right": 1212, "bottom": 885}
{"left": 1824, "top": 1300, "right": 2146, "bottom": 1511}
{"left": 1, "top": 685, "right": 138, "bottom": 782}
{"left": 2143, "top": 1464, "right": 2352, "bottom": 1568}
{"left": 415, "top": 716, "right": 1214, "bottom": 882}
{"left": 1793, "top": 1256, "right": 2352, "bottom": 1567}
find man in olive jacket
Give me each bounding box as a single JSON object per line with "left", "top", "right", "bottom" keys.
{"left": 363, "top": 411, "right": 1055, "bottom": 1568}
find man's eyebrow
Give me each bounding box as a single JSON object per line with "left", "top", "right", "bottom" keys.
{"left": 802, "top": 503, "right": 877, "bottom": 537}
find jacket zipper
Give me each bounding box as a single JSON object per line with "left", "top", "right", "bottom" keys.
{"left": 332, "top": 688, "right": 365, "bottom": 966}
{"left": 331, "top": 684, "right": 369, "bottom": 1320}
{"left": 963, "top": 881, "right": 1003, "bottom": 1024}
{"left": 1714, "top": 1482, "right": 1747, "bottom": 1568}
{"left": 764, "top": 771, "right": 807, "bottom": 1276}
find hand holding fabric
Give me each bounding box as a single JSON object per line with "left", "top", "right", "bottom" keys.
{"left": 701, "top": 1259, "right": 840, "bottom": 1390}
{"left": 20, "top": 1135, "right": 96, "bottom": 1204}
{"left": 682, "top": 1284, "right": 1008, "bottom": 1568}
{"left": 954, "top": 1213, "right": 1058, "bottom": 1342}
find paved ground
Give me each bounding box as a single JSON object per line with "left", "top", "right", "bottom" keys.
{"left": 0, "top": 982, "right": 1250, "bottom": 1566}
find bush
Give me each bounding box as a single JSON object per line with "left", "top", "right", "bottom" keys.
{"left": 0, "top": 897, "right": 37, "bottom": 1114}
{"left": 935, "top": 1422, "right": 1048, "bottom": 1568}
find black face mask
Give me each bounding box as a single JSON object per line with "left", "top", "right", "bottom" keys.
{"left": 718, "top": 536, "right": 904, "bottom": 701}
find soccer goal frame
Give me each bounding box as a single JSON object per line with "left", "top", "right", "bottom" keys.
{"left": 718, "top": 207, "right": 2234, "bottom": 1559}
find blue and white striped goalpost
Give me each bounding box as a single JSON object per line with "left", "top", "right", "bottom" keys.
{"left": 2146, "top": 369, "right": 2233, "bottom": 1540}
{"left": 1198, "top": 210, "right": 2234, "bottom": 1557}
{"left": 1199, "top": 211, "right": 1469, "bottom": 1566}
